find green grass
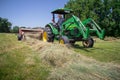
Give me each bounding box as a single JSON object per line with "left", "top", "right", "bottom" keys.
{"left": 0, "top": 33, "right": 120, "bottom": 80}
{"left": 0, "top": 33, "right": 50, "bottom": 80}
{"left": 73, "top": 39, "right": 120, "bottom": 64}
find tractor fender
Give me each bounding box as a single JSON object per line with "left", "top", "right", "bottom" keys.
{"left": 45, "top": 23, "right": 59, "bottom": 35}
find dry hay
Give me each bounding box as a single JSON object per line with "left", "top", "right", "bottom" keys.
{"left": 24, "top": 36, "right": 120, "bottom": 80}
{"left": 39, "top": 44, "right": 120, "bottom": 80}
{"left": 104, "top": 37, "right": 120, "bottom": 41}
{"left": 25, "top": 32, "right": 42, "bottom": 40}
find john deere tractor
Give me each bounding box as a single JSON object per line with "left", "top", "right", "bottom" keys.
{"left": 43, "top": 8, "right": 105, "bottom": 48}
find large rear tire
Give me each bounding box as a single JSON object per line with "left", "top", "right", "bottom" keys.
{"left": 59, "top": 36, "right": 69, "bottom": 44}
{"left": 82, "top": 38, "right": 94, "bottom": 48}
{"left": 42, "top": 26, "right": 54, "bottom": 42}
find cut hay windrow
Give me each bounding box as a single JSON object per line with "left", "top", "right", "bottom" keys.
{"left": 24, "top": 36, "right": 120, "bottom": 80}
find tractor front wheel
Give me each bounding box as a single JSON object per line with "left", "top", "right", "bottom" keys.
{"left": 82, "top": 38, "right": 94, "bottom": 48}
{"left": 59, "top": 36, "right": 69, "bottom": 44}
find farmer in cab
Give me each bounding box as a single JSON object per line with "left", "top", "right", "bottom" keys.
{"left": 52, "top": 14, "right": 64, "bottom": 31}
{"left": 57, "top": 14, "right": 64, "bottom": 30}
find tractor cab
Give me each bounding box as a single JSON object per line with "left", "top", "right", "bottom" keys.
{"left": 51, "top": 8, "right": 73, "bottom": 23}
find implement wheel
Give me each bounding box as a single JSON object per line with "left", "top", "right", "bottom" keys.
{"left": 18, "top": 34, "right": 22, "bottom": 41}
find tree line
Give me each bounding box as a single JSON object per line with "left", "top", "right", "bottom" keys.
{"left": 0, "top": 17, "right": 12, "bottom": 33}
{"left": 64, "top": 0, "right": 120, "bottom": 37}
{"left": 0, "top": 17, "right": 42, "bottom": 33}
{"left": 0, "top": 0, "right": 120, "bottom": 37}
{"left": 0, "top": 17, "right": 24, "bottom": 33}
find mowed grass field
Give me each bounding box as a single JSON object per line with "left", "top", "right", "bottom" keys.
{"left": 0, "top": 33, "right": 120, "bottom": 80}
{"left": 0, "top": 33, "right": 50, "bottom": 80}
{"left": 73, "top": 38, "right": 120, "bottom": 64}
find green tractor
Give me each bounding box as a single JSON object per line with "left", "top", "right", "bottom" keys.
{"left": 42, "top": 8, "right": 105, "bottom": 48}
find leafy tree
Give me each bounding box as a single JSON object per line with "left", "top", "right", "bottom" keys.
{"left": 65, "top": 0, "right": 120, "bottom": 37}
{"left": 65, "top": 0, "right": 98, "bottom": 20}
{"left": 0, "top": 17, "right": 12, "bottom": 33}
{"left": 111, "top": 0, "right": 120, "bottom": 36}
{"left": 12, "top": 26, "right": 19, "bottom": 33}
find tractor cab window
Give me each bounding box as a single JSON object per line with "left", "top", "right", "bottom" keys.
{"left": 57, "top": 14, "right": 65, "bottom": 28}
{"left": 52, "top": 14, "right": 65, "bottom": 31}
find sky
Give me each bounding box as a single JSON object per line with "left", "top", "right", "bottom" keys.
{"left": 0, "top": 0, "right": 69, "bottom": 28}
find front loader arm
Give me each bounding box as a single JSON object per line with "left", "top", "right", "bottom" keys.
{"left": 82, "top": 18, "right": 105, "bottom": 40}
{"left": 72, "top": 15, "right": 90, "bottom": 40}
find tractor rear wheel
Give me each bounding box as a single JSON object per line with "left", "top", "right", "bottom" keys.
{"left": 82, "top": 38, "right": 94, "bottom": 48}
{"left": 42, "top": 26, "right": 54, "bottom": 42}
{"left": 59, "top": 36, "right": 69, "bottom": 44}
